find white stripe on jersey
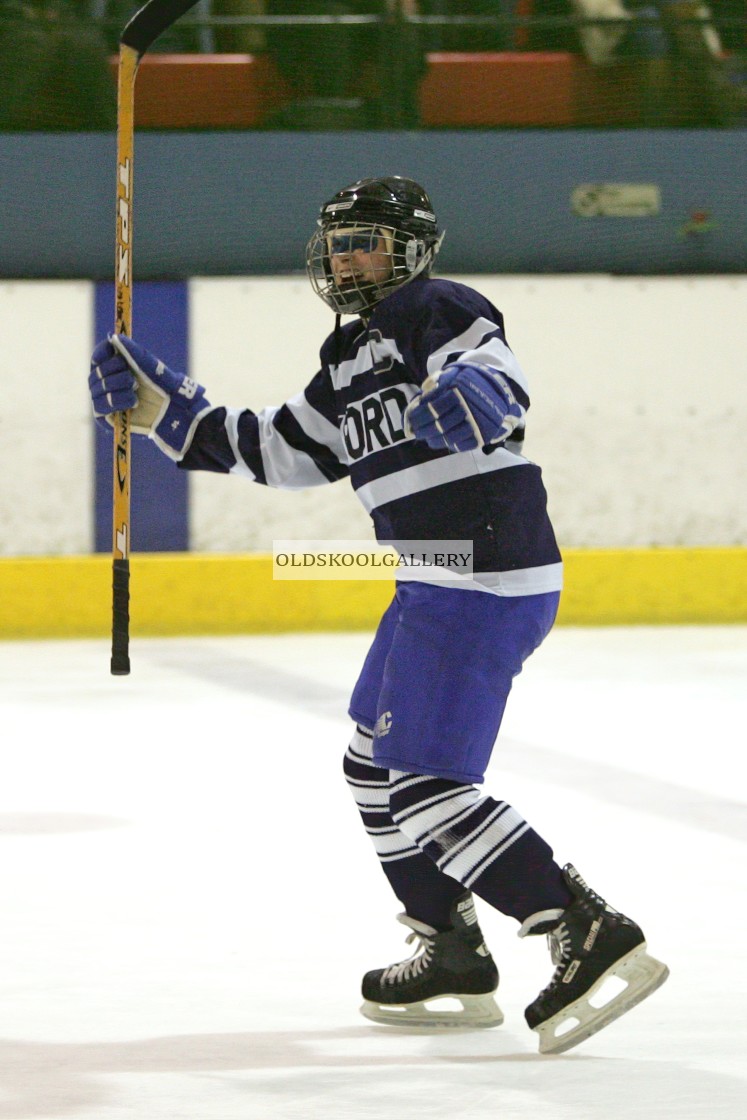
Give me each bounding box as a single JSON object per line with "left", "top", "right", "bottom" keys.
{"left": 475, "top": 564, "right": 563, "bottom": 594}
{"left": 426, "top": 317, "right": 530, "bottom": 396}
{"left": 354, "top": 445, "right": 528, "bottom": 513}
{"left": 285, "top": 390, "right": 345, "bottom": 455}
{"left": 254, "top": 406, "right": 333, "bottom": 489}
{"left": 330, "top": 333, "right": 407, "bottom": 390}
{"left": 225, "top": 407, "right": 258, "bottom": 480}
{"left": 395, "top": 563, "right": 564, "bottom": 596}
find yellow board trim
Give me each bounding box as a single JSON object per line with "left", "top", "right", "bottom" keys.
{"left": 1, "top": 548, "right": 745, "bottom": 639}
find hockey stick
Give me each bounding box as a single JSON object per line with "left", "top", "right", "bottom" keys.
{"left": 110, "top": 0, "right": 200, "bottom": 675}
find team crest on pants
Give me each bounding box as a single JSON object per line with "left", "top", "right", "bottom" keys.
{"left": 374, "top": 711, "right": 393, "bottom": 738}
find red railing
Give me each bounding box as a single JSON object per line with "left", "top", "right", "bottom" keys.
{"left": 109, "top": 51, "right": 650, "bottom": 128}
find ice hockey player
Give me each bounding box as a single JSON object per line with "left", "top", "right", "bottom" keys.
{"left": 89, "top": 175, "right": 668, "bottom": 1053}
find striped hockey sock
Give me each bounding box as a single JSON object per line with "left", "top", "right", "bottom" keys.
{"left": 388, "top": 771, "right": 573, "bottom": 923}
{"left": 343, "top": 727, "right": 466, "bottom": 929}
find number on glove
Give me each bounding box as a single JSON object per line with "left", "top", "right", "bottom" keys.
{"left": 88, "top": 334, "right": 212, "bottom": 461}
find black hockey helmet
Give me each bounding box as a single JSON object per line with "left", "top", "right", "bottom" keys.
{"left": 306, "top": 176, "right": 444, "bottom": 315}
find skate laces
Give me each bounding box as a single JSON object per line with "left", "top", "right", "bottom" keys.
{"left": 525, "top": 919, "right": 574, "bottom": 999}
{"left": 381, "top": 915, "right": 437, "bottom": 986}
{"left": 547, "top": 921, "right": 572, "bottom": 971}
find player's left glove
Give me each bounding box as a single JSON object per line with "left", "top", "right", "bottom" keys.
{"left": 404, "top": 362, "right": 522, "bottom": 453}
{"left": 89, "top": 334, "right": 212, "bottom": 461}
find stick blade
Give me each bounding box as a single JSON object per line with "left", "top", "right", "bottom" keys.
{"left": 121, "top": 0, "right": 201, "bottom": 56}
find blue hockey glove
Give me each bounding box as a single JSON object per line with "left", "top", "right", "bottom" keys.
{"left": 404, "top": 361, "right": 522, "bottom": 453}
{"left": 89, "top": 334, "right": 212, "bottom": 461}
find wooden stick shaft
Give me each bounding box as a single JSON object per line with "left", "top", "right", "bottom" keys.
{"left": 110, "top": 44, "right": 138, "bottom": 677}
{"left": 108, "top": 5, "right": 200, "bottom": 675}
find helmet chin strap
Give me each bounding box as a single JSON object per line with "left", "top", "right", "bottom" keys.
{"left": 406, "top": 231, "right": 444, "bottom": 279}
{"left": 404, "top": 238, "right": 424, "bottom": 273}
{"left": 333, "top": 313, "right": 343, "bottom": 360}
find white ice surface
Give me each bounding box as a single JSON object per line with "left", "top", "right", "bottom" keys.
{"left": 1, "top": 626, "right": 745, "bottom": 1120}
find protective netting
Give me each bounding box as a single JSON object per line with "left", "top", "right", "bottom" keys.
{"left": 0, "top": 4, "right": 744, "bottom": 131}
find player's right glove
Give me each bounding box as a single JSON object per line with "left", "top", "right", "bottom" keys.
{"left": 89, "top": 334, "right": 212, "bottom": 461}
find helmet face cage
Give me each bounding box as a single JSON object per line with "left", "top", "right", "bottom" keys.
{"left": 306, "top": 220, "right": 434, "bottom": 315}
{"left": 306, "top": 176, "right": 443, "bottom": 315}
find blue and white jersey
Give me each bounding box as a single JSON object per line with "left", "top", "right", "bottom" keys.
{"left": 182, "top": 277, "right": 562, "bottom": 596}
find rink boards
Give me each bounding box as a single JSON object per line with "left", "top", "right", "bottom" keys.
{"left": 1, "top": 276, "right": 745, "bottom": 636}
{"left": 1, "top": 548, "right": 746, "bottom": 638}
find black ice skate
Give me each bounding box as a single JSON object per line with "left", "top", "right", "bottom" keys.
{"left": 361, "top": 891, "right": 503, "bottom": 1028}
{"left": 519, "top": 864, "right": 669, "bottom": 1054}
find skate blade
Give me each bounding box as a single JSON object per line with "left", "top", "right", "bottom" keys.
{"left": 534, "top": 944, "right": 669, "bottom": 1055}
{"left": 361, "top": 992, "right": 504, "bottom": 1030}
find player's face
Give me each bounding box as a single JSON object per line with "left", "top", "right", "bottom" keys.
{"left": 328, "top": 228, "right": 394, "bottom": 290}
